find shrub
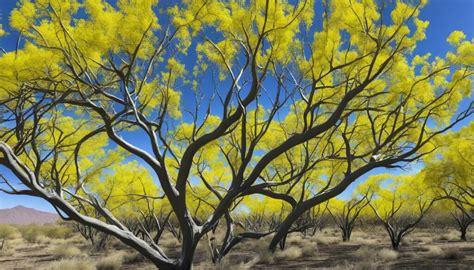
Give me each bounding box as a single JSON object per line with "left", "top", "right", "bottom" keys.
{"left": 253, "top": 240, "right": 274, "bottom": 264}
{"left": 424, "top": 245, "right": 463, "bottom": 260}
{"left": 354, "top": 246, "right": 372, "bottom": 258}
{"left": 37, "top": 235, "right": 50, "bottom": 244}
{"left": 437, "top": 230, "right": 459, "bottom": 241}
{"left": 43, "top": 226, "right": 73, "bottom": 239}
{"left": 214, "top": 257, "right": 258, "bottom": 270}
{"left": 122, "top": 251, "right": 146, "bottom": 264}
{"left": 424, "top": 245, "right": 443, "bottom": 257}
{"left": 19, "top": 225, "right": 41, "bottom": 243}
{"left": 0, "top": 247, "right": 15, "bottom": 256}
{"left": 159, "top": 234, "right": 181, "bottom": 248}
{"left": 0, "top": 224, "right": 18, "bottom": 240}
{"left": 43, "top": 259, "right": 95, "bottom": 270}
{"left": 235, "top": 259, "right": 259, "bottom": 270}
{"left": 275, "top": 246, "right": 303, "bottom": 260}
{"left": 50, "top": 244, "right": 84, "bottom": 258}
{"left": 301, "top": 244, "right": 317, "bottom": 257}
{"left": 442, "top": 249, "right": 463, "bottom": 260}
{"left": 17, "top": 225, "right": 73, "bottom": 243}
{"left": 331, "top": 261, "right": 359, "bottom": 270}
{"left": 96, "top": 252, "right": 125, "bottom": 270}
{"left": 286, "top": 233, "right": 305, "bottom": 246}
{"left": 311, "top": 234, "right": 340, "bottom": 245}
{"left": 377, "top": 248, "right": 398, "bottom": 261}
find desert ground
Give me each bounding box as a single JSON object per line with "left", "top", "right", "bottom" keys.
{"left": 0, "top": 224, "right": 473, "bottom": 269}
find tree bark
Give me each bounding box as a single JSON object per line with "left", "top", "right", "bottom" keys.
{"left": 391, "top": 236, "right": 401, "bottom": 250}
{"left": 460, "top": 227, "right": 467, "bottom": 241}
{"left": 342, "top": 227, "right": 352, "bottom": 242}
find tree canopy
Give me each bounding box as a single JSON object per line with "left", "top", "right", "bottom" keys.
{"left": 0, "top": 0, "right": 472, "bottom": 269}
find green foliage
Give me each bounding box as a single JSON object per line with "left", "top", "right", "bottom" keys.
{"left": 18, "top": 225, "right": 73, "bottom": 243}
{"left": 0, "top": 224, "right": 18, "bottom": 240}
{"left": 18, "top": 225, "right": 41, "bottom": 243}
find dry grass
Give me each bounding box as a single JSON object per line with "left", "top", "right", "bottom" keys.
{"left": 407, "top": 235, "right": 434, "bottom": 245}
{"left": 42, "top": 258, "right": 95, "bottom": 270}
{"left": 329, "top": 260, "right": 386, "bottom": 270}
{"left": 350, "top": 231, "right": 369, "bottom": 239}
{"left": 351, "top": 231, "right": 379, "bottom": 246}
{"left": 424, "top": 245, "right": 443, "bottom": 257}
{"left": 422, "top": 244, "right": 464, "bottom": 260}
{"left": 301, "top": 244, "right": 317, "bottom": 256}
{"left": 352, "top": 245, "right": 398, "bottom": 269}
{"left": 437, "top": 229, "right": 460, "bottom": 241}
{"left": 0, "top": 243, "right": 15, "bottom": 256}
{"left": 330, "top": 261, "right": 359, "bottom": 270}
{"left": 245, "top": 234, "right": 317, "bottom": 265}
{"left": 235, "top": 257, "right": 259, "bottom": 269}
{"left": 352, "top": 237, "right": 379, "bottom": 246}
{"left": 159, "top": 234, "right": 181, "bottom": 248}
{"left": 286, "top": 233, "right": 306, "bottom": 246}
{"left": 36, "top": 235, "right": 52, "bottom": 244}
{"left": 67, "top": 234, "right": 89, "bottom": 245}
{"left": 353, "top": 246, "right": 373, "bottom": 258}
{"left": 212, "top": 257, "right": 259, "bottom": 270}
{"left": 122, "top": 250, "right": 146, "bottom": 264}
{"left": 253, "top": 239, "right": 274, "bottom": 264}
{"left": 442, "top": 249, "right": 464, "bottom": 260}
{"left": 50, "top": 244, "right": 84, "bottom": 259}
{"left": 1, "top": 225, "right": 473, "bottom": 269}
{"left": 96, "top": 251, "right": 125, "bottom": 270}
{"left": 275, "top": 246, "right": 303, "bottom": 260}
{"left": 311, "top": 234, "right": 340, "bottom": 245}
{"left": 377, "top": 248, "right": 398, "bottom": 261}
{"left": 285, "top": 233, "right": 317, "bottom": 256}
{"left": 36, "top": 235, "right": 69, "bottom": 245}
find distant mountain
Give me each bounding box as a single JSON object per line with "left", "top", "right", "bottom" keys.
{"left": 0, "top": 205, "right": 59, "bottom": 225}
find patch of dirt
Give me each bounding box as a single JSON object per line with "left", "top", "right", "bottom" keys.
{"left": 1, "top": 228, "right": 473, "bottom": 269}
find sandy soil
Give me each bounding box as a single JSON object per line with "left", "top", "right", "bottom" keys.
{"left": 1, "top": 227, "right": 473, "bottom": 269}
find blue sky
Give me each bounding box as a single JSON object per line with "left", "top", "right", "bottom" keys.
{"left": 0, "top": 0, "right": 473, "bottom": 212}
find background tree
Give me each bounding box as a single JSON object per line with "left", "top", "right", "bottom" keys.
{"left": 0, "top": 0, "right": 472, "bottom": 269}
{"left": 424, "top": 123, "right": 474, "bottom": 218}
{"left": 326, "top": 192, "right": 371, "bottom": 242}
{"left": 448, "top": 201, "right": 473, "bottom": 241}
{"left": 367, "top": 173, "right": 438, "bottom": 250}
{"left": 423, "top": 123, "right": 474, "bottom": 240}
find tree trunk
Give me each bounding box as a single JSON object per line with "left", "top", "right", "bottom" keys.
{"left": 390, "top": 236, "right": 401, "bottom": 250}
{"left": 270, "top": 207, "right": 304, "bottom": 251}
{"left": 342, "top": 230, "right": 348, "bottom": 242}
{"left": 460, "top": 227, "right": 467, "bottom": 241}
{"left": 176, "top": 240, "right": 199, "bottom": 270}
{"left": 342, "top": 226, "right": 352, "bottom": 242}
{"left": 175, "top": 221, "right": 200, "bottom": 270}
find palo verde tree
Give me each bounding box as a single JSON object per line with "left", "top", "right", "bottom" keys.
{"left": 424, "top": 123, "right": 474, "bottom": 240}
{"left": 0, "top": 0, "right": 473, "bottom": 269}
{"left": 443, "top": 199, "right": 473, "bottom": 241}
{"left": 451, "top": 205, "right": 474, "bottom": 241}
{"left": 366, "top": 173, "right": 438, "bottom": 250}
{"left": 326, "top": 191, "right": 371, "bottom": 242}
